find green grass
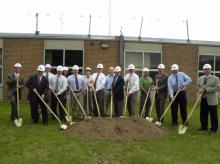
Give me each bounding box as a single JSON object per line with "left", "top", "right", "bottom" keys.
{"left": 1, "top": 101, "right": 220, "bottom": 164}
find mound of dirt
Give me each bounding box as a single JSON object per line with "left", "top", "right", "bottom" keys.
{"left": 64, "top": 117, "right": 167, "bottom": 141}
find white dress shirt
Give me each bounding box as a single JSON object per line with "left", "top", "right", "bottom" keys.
{"left": 50, "top": 74, "right": 67, "bottom": 96}
{"left": 124, "top": 73, "right": 140, "bottom": 93}
{"left": 92, "top": 72, "right": 106, "bottom": 91}
{"left": 44, "top": 72, "right": 55, "bottom": 87}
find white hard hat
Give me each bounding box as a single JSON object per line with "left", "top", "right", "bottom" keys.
{"left": 85, "top": 67, "right": 92, "bottom": 71}
{"left": 143, "top": 67, "right": 149, "bottom": 72}
{"left": 203, "top": 64, "right": 212, "bottom": 69}
{"left": 45, "top": 64, "right": 52, "bottom": 68}
{"left": 114, "top": 66, "right": 121, "bottom": 72}
{"left": 97, "top": 64, "right": 103, "bottom": 69}
{"left": 56, "top": 65, "right": 63, "bottom": 72}
{"left": 128, "top": 64, "right": 135, "bottom": 70}
{"left": 158, "top": 64, "right": 165, "bottom": 69}
{"left": 37, "top": 65, "right": 45, "bottom": 72}
{"left": 63, "top": 66, "right": 68, "bottom": 71}
{"left": 171, "top": 64, "right": 179, "bottom": 71}
{"left": 14, "top": 63, "right": 22, "bottom": 68}
{"left": 72, "top": 65, "right": 79, "bottom": 70}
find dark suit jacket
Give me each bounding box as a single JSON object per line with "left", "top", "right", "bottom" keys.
{"left": 26, "top": 74, "right": 49, "bottom": 101}
{"left": 155, "top": 73, "right": 168, "bottom": 98}
{"left": 112, "top": 75, "right": 125, "bottom": 101}
{"left": 6, "top": 73, "right": 25, "bottom": 98}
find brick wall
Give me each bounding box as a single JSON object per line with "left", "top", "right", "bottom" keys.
{"left": 162, "top": 43, "right": 199, "bottom": 101}
{"left": 84, "top": 40, "right": 119, "bottom": 74}
{"left": 3, "top": 39, "right": 44, "bottom": 99}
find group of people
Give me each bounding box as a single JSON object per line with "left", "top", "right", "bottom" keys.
{"left": 6, "top": 62, "right": 220, "bottom": 134}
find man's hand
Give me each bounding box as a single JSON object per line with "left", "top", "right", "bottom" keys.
{"left": 170, "top": 96, "right": 175, "bottom": 102}
{"left": 33, "top": 88, "right": 37, "bottom": 92}
{"left": 180, "top": 85, "right": 186, "bottom": 91}
{"left": 126, "top": 92, "right": 131, "bottom": 96}
{"left": 41, "top": 94, "right": 45, "bottom": 99}
{"left": 201, "top": 86, "right": 207, "bottom": 94}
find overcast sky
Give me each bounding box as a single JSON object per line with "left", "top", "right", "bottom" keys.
{"left": 0, "top": 0, "right": 219, "bottom": 41}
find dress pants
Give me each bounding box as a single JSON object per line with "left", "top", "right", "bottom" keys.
{"left": 200, "top": 97, "right": 218, "bottom": 132}
{"left": 51, "top": 93, "right": 66, "bottom": 122}
{"left": 127, "top": 91, "right": 138, "bottom": 116}
{"left": 170, "top": 91, "right": 187, "bottom": 124}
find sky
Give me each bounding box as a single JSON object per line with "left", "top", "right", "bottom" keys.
{"left": 0, "top": 0, "right": 220, "bottom": 41}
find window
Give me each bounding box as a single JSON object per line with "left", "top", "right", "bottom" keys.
{"left": 0, "top": 48, "right": 2, "bottom": 85}
{"left": 198, "top": 55, "right": 220, "bottom": 78}
{"left": 44, "top": 49, "right": 84, "bottom": 75}
{"left": 124, "top": 51, "right": 162, "bottom": 79}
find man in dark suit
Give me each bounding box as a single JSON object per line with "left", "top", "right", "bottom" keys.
{"left": 6, "top": 63, "right": 25, "bottom": 121}
{"left": 112, "top": 66, "right": 125, "bottom": 117}
{"left": 26, "top": 65, "right": 49, "bottom": 125}
{"left": 155, "top": 64, "right": 168, "bottom": 123}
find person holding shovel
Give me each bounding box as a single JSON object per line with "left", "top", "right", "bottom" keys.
{"left": 26, "top": 65, "right": 49, "bottom": 125}
{"left": 124, "top": 64, "right": 139, "bottom": 117}
{"left": 92, "top": 64, "right": 106, "bottom": 117}
{"left": 50, "top": 66, "right": 67, "bottom": 122}
{"left": 139, "top": 68, "right": 153, "bottom": 118}
{"left": 168, "top": 64, "right": 192, "bottom": 126}
{"left": 112, "top": 66, "right": 125, "bottom": 117}
{"left": 104, "top": 66, "right": 115, "bottom": 116}
{"left": 155, "top": 64, "right": 168, "bottom": 123}
{"left": 84, "top": 67, "right": 94, "bottom": 116}
{"left": 67, "top": 65, "right": 86, "bottom": 119}
{"left": 6, "top": 63, "right": 25, "bottom": 122}
{"left": 197, "top": 64, "right": 220, "bottom": 134}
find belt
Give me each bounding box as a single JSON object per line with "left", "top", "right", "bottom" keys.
{"left": 74, "top": 90, "right": 82, "bottom": 93}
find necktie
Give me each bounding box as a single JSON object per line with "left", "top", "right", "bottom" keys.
{"left": 55, "top": 76, "right": 59, "bottom": 92}
{"left": 174, "top": 74, "right": 178, "bottom": 92}
{"left": 38, "top": 76, "right": 41, "bottom": 84}
{"left": 94, "top": 73, "right": 100, "bottom": 89}
{"left": 75, "top": 74, "right": 79, "bottom": 90}
{"left": 112, "top": 76, "right": 117, "bottom": 89}
{"left": 204, "top": 76, "right": 208, "bottom": 85}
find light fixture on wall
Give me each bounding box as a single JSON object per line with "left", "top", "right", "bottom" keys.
{"left": 101, "top": 41, "right": 109, "bottom": 48}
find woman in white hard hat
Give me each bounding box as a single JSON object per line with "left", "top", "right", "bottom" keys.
{"left": 168, "top": 64, "right": 192, "bottom": 126}
{"left": 6, "top": 63, "right": 25, "bottom": 122}
{"left": 84, "top": 67, "right": 94, "bottom": 116}
{"left": 197, "top": 64, "right": 220, "bottom": 134}
{"left": 26, "top": 65, "right": 49, "bottom": 125}
{"left": 124, "top": 64, "right": 139, "bottom": 116}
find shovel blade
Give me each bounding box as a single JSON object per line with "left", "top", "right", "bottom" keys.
{"left": 146, "top": 117, "right": 154, "bottom": 122}
{"left": 14, "top": 118, "right": 23, "bottom": 127}
{"left": 65, "top": 116, "right": 72, "bottom": 123}
{"left": 60, "top": 124, "right": 68, "bottom": 130}
{"left": 178, "top": 124, "right": 187, "bottom": 134}
{"left": 155, "top": 121, "right": 162, "bottom": 127}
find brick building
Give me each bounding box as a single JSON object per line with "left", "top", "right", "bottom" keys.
{"left": 0, "top": 33, "right": 220, "bottom": 101}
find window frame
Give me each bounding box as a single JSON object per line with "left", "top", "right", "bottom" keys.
{"left": 124, "top": 50, "right": 162, "bottom": 77}
{"left": 44, "top": 48, "right": 84, "bottom": 74}
{"left": 198, "top": 53, "right": 220, "bottom": 77}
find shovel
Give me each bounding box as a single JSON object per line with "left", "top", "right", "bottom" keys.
{"left": 178, "top": 92, "right": 203, "bottom": 134}
{"left": 155, "top": 88, "right": 181, "bottom": 127}
{"left": 69, "top": 88, "right": 91, "bottom": 120}
{"left": 140, "top": 88, "right": 151, "bottom": 118}
{"left": 109, "top": 89, "right": 113, "bottom": 118}
{"left": 33, "top": 88, "right": 68, "bottom": 130}
{"left": 120, "top": 79, "right": 130, "bottom": 119}
{"left": 14, "top": 79, "right": 23, "bottom": 127}
{"left": 92, "top": 87, "right": 101, "bottom": 118}
{"left": 50, "top": 89, "right": 75, "bottom": 125}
